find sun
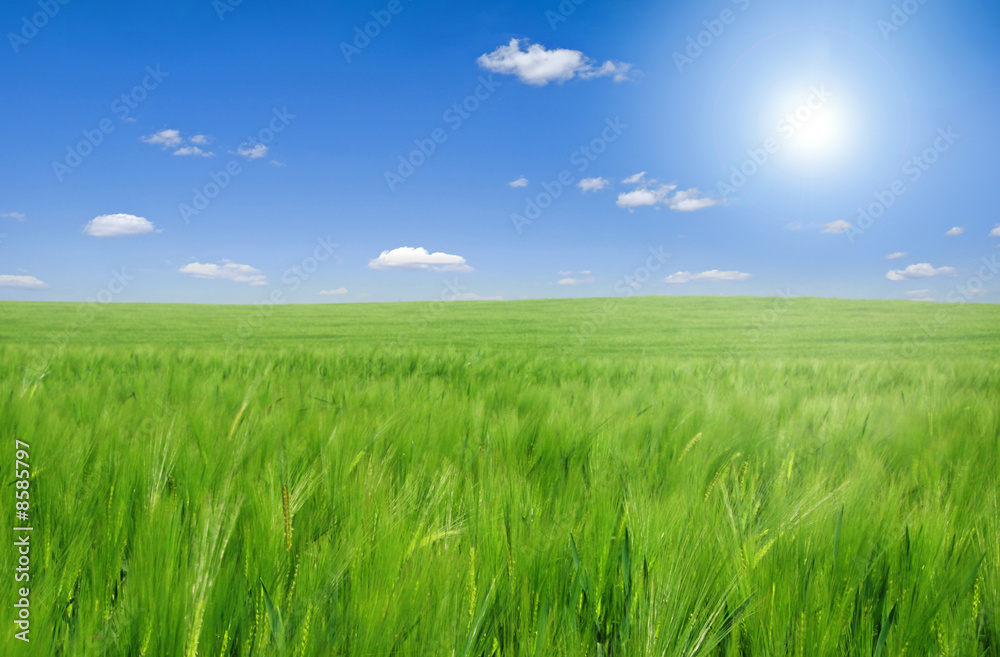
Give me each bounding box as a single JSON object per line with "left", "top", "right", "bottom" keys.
{"left": 777, "top": 88, "right": 847, "bottom": 162}
{"left": 791, "top": 108, "right": 840, "bottom": 156}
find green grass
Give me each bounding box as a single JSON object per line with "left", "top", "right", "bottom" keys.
{"left": 1, "top": 296, "right": 998, "bottom": 656}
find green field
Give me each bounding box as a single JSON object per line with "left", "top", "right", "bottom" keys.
{"left": 1, "top": 297, "right": 998, "bottom": 656}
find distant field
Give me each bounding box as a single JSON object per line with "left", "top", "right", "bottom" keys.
{"left": 1, "top": 297, "right": 998, "bottom": 656}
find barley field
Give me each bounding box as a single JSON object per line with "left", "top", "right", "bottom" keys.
{"left": 1, "top": 297, "right": 998, "bottom": 656}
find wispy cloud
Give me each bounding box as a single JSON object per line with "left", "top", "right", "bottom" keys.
{"left": 1, "top": 212, "right": 25, "bottom": 222}
{"left": 237, "top": 143, "right": 268, "bottom": 160}
{"left": 616, "top": 180, "right": 719, "bottom": 212}
{"left": 446, "top": 293, "right": 504, "bottom": 301}
{"left": 822, "top": 220, "right": 853, "bottom": 234}
{"left": 508, "top": 177, "right": 528, "bottom": 188}
{"left": 904, "top": 289, "right": 934, "bottom": 301}
{"left": 665, "top": 270, "right": 751, "bottom": 284}
{"left": 179, "top": 260, "right": 267, "bottom": 286}
{"left": 991, "top": 224, "right": 1000, "bottom": 238}
{"left": 0, "top": 274, "right": 48, "bottom": 289}
{"left": 320, "top": 288, "right": 348, "bottom": 296}
{"left": 143, "top": 129, "right": 215, "bottom": 156}
{"left": 886, "top": 251, "right": 908, "bottom": 260}
{"left": 368, "top": 247, "right": 473, "bottom": 273}
{"left": 477, "top": 39, "right": 635, "bottom": 86}
{"left": 174, "top": 146, "right": 213, "bottom": 157}
{"left": 556, "top": 275, "right": 595, "bottom": 285}
{"left": 886, "top": 263, "right": 957, "bottom": 281}
{"left": 668, "top": 188, "right": 721, "bottom": 212}
{"left": 83, "top": 213, "right": 156, "bottom": 237}
{"left": 945, "top": 226, "right": 965, "bottom": 236}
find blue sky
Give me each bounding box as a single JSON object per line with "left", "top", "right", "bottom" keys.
{"left": 1, "top": 0, "right": 999, "bottom": 304}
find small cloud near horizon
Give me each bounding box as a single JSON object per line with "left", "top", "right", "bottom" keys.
{"left": 666, "top": 270, "right": 751, "bottom": 284}
{"left": 0, "top": 274, "right": 48, "bottom": 289}
{"left": 369, "top": 247, "right": 473, "bottom": 273}
{"left": 886, "top": 263, "right": 957, "bottom": 281}
{"left": 179, "top": 260, "right": 267, "bottom": 286}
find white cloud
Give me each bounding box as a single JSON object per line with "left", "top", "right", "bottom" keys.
{"left": 579, "top": 60, "right": 634, "bottom": 82}
{"left": 143, "top": 130, "right": 215, "bottom": 156}
{"left": 886, "top": 263, "right": 957, "bottom": 281}
{"left": 617, "top": 184, "right": 675, "bottom": 209}
{"left": 665, "top": 270, "right": 752, "bottom": 284}
{"left": 0, "top": 275, "right": 48, "bottom": 289}
{"left": 668, "top": 188, "right": 720, "bottom": 212}
{"left": 141, "top": 129, "right": 183, "bottom": 148}
{"left": 886, "top": 252, "right": 908, "bottom": 260}
{"left": 990, "top": 224, "right": 1000, "bottom": 237}
{"left": 822, "top": 220, "right": 853, "bottom": 234}
{"left": 237, "top": 143, "right": 268, "bottom": 160}
{"left": 622, "top": 172, "right": 646, "bottom": 185}
{"left": 556, "top": 276, "right": 595, "bottom": 285}
{"left": 320, "top": 288, "right": 348, "bottom": 296}
{"left": 83, "top": 213, "right": 155, "bottom": 237}
{"left": 578, "top": 177, "right": 609, "bottom": 193}
{"left": 368, "top": 247, "right": 473, "bottom": 273}
{"left": 945, "top": 226, "right": 965, "bottom": 236}
{"left": 173, "top": 146, "right": 213, "bottom": 157}
{"left": 270, "top": 160, "right": 287, "bottom": 168}
{"left": 179, "top": 260, "right": 267, "bottom": 286}
{"left": 616, "top": 183, "right": 719, "bottom": 212}
{"left": 1, "top": 212, "right": 25, "bottom": 221}
{"left": 477, "top": 39, "right": 635, "bottom": 86}
{"left": 508, "top": 177, "right": 529, "bottom": 188}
